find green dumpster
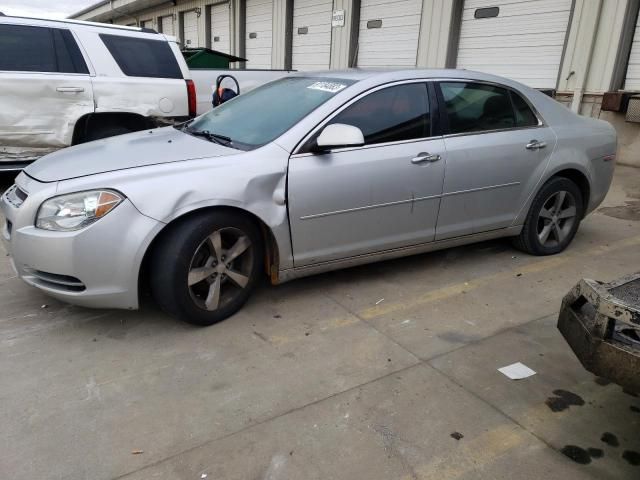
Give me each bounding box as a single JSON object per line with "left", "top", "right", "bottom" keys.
{"left": 182, "top": 48, "right": 247, "bottom": 69}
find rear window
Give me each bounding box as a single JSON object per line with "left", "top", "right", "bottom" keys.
{"left": 100, "top": 34, "right": 182, "bottom": 79}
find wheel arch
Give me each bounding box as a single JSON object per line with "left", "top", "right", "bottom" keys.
{"left": 72, "top": 112, "right": 155, "bottom": 145}
{"left": 547, "top": 168, "right": 591, "bottom": 214}
{"left": 138, "top": 205, "right": 281, "bottom": 299}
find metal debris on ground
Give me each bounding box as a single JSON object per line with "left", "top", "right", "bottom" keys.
{"left": 498, "top": 362, "right": 537, "bottom": 380}
{"left": 131, "top": 450, "right": 144, "bottom": 455}
{"left": 375, "top": 298, "right": 384, "bottom": 305}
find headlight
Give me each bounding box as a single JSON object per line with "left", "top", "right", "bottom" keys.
{"left": 36, "top": 190, "right": 124, "bottom": 231}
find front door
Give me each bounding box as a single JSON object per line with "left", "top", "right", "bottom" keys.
{"left": 288, "top": 82, "right": 446, "bottom": 266}
{"left": 435, "top": 81, "right": 556, "bottom": 240}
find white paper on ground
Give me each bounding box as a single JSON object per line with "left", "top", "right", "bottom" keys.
{"left": 498, "top": 362, "right": 537, "bottom": 380}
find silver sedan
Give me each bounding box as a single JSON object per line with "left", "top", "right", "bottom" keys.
{"left": 1, "top": 70, "right": 617, "bottom": 325}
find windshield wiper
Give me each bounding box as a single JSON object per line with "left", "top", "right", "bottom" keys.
{"left": 184, "top": 127, "right": 233, "bottom": 146}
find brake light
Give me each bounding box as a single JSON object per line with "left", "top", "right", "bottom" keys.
{"left": 186, "top": 79, "right": 197, "bottom": 117}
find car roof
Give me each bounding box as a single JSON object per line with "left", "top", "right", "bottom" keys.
{"left": 291, "top": 68, "right": 534, "bottom": 91}
{"left": 0, "top": 14, "right": 157, "bottom": 35}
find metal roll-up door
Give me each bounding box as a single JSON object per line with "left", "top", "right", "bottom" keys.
{"left": 456, "top": 0, "right": 572, "bottom": 89}
{"left": 161, "top": 15, "right": 175, "bottom": 36}
{"left": 211, "top": 2, "right": 231, "bottom": 53}
{"left": 356, "top": 0, "right": 423, "bottom": 68}
{"left": 625, "top": 12, "right": 640, "bottom": 90}
{"left": 292, "top": 0, "right": 333, "bottom": 70}
{"left": 245, "top": 0, "right": 273, "bottom": 69}
{"left": 183, "top": 10, "right": 199, "bottom": 47}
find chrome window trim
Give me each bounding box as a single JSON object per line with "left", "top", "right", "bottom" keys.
{"left": 292, "top": 78, "right": 437, "bottom": 156}
{"left": 292, "top": 77, "right": 548, "bottom": 156}
{"left": 436, "top": 78, "right": 547, "bottom": 133}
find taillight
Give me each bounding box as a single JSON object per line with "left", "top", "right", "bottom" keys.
{"left": 186, "top": 79, "right": 197, "bottom": 117}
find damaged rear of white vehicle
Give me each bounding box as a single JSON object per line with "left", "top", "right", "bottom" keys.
{"left": 0, "top": 14, "right": 194, "bottom": 169}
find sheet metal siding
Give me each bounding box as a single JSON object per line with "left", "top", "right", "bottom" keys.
{"left": 456, "top": 0, "right": 572, "bottom": 88}
{"left": 625, "top": 7, "right": 640, "bottom": 89}
{"left": 211, "top": 2, "right": 232, "bottom": 53}
{"left": 245, "top": 0, "right": 274, "bottom": 68}
{"left": 292, "top": 0, "right": 334, "bottom": 69}
{"left": 329, "top": 0, "right": 357, "bottom": 68}
{"left": 357, "top": 0, "right": 424, "bottom": 67}
{"left": 272, "top": 0, "right": 288, "bottom": 68}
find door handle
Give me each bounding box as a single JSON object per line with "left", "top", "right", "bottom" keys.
{"left": 411, "top": 153, "right": 441, "bottom": 164}
{"left": 56, "top": 86, "right": 85, "bottom": 93}
{"left": 525, "top": 140, "right": 547, "bottom": 150}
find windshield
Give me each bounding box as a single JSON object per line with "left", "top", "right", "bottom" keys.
{"left": 186, "top": 77, "right": 356, "bottom": 149}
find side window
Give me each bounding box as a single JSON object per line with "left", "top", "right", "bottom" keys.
{"left": 99, "top": 34, "right": 183, "bottom": 79}
{"left": 328, "top": 83, "right": 430, "bottom": 145}
{"left": 440, "top": 82, "right": 515, "bottom": 134}
{"left": 511, "top": 91, "right": 539, "bottom": 127}
{"left": 53, "top": 29, "right": 89, "bottom": 74}
{"left": 0, "top": 24, "right": 57, "bottom": 72}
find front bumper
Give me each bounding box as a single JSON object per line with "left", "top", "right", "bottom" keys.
{"left": 1, "top": 174, "right": 163, "bottom": 310}
{"left": 558, "top": 274, "right": 640, "bottom": 393}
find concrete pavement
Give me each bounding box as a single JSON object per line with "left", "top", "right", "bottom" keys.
{"left": 1, "top": 166, "right": 639, "bottom": 479}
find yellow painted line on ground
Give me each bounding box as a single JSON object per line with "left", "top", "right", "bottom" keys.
{"left": 358, "top": 234, "right": 640, "bottom": 320}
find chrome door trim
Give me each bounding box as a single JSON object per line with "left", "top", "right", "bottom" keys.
{"left": 276, "top": 225, "right": 523, "bottom": 283}
{"left": 297, "top": 181, "right": 521, "bottom": 220}
{"left": 299, "top": 193, "right": 442, "bottom": 220}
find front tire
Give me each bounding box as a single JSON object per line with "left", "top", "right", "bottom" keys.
{"left": 513, "top": 177, "right": 584, "bottom": 256}
{"left": 150, "top": 211, "right": 262, "bottom": 326}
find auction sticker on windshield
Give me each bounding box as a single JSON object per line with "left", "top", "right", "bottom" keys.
{"left": 307, "top": 82, "right": 347, "bottom": 93}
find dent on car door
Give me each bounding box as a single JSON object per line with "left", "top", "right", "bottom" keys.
{"left": 435, "top": 81, "right": 556, "bottom": 240}
{"left": 288, "top": 82, "right": 446, "bottom": 267}
{"left": 0, "top": 24, "right": 93, "bottom": 162}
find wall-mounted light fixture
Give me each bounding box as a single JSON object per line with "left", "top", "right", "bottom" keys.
{"left": 194, "top": 7, "right": 202, "bottom": 17}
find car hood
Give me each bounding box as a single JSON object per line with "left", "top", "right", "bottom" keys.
{"left": 25, "top": 127, "right": 240, "bottom": 182}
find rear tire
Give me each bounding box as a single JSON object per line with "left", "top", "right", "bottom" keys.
{"left": 150, "top": 211, "right": 262, "bottom": 326}
{"left": 513, "top": 177, "right": 584, "bottom": 255}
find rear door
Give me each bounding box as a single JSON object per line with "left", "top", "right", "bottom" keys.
{"left": 0, "top": 23, "right": 93, "bottom": 163}
{"left": 291, "top": 0, "right": 333, "bottom": 70}
{"left": 245, "top": 0, "right": 273, "bottom": 68}
{"left": 183, "top": 10, "right": 199, "bottom": 47}
{"left": 288, "top": 82, "right": 446, "bottom": 266}
{"left": 210, "top": 2, "right": 231, "bottom": 53}
{"left": 435, "top": 81, "right": 556, "bottom": 240}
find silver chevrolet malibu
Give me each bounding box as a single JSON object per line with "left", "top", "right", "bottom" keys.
{"left": 1, "top": 70, "right": 617, "bottom": 325}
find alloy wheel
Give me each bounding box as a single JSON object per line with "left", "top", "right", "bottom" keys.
{"left": 536, "top": 190, "right": 577, "bottom": 248}
{"left": 187, "top": 227, "right": 254, "bottom": 311}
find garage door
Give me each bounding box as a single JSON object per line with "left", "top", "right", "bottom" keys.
{"left": 245, "top": 0, "right": 273, "bottom": 69}
{"left": 211, "top": 2, "right": 231, "bottom": 53}
{"left": 356, "top": 0, "right": 423, "bottom": 68}
{"left": 161, "top": 15, "right": 175, "bottom": 36}
{"left": 291, "top": 0, "right": 333, "bottom": 70}
{"left": 183, "top": 10, "right": 199, "bottom": 47}
{"left": 456, "top": 0, "right": 572, "bottom": 89}
{"left": 625, "top": 11, "right": 640, "bottom": 90}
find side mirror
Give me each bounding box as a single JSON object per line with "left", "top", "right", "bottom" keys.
{"left": 314, "top": 123, "right": 365, "bottom": 151}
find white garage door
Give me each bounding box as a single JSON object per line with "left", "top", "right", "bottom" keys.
{"left": 292, "top": 0, "right": 333, "bottom": 70}
{"left": 625, "top": 12, "right": 640, "bottom": 90}
{"left": 161, "top": 15, "right": 175, "bottom": 36}
{"left": 183, "top": 10, "right": 199, "bottom": 47}
{"left": 211, "top": 2, "right": 231, "bottom": 53}
{"left": 356, "top": 0, "right": 423, "bottom": 68}
{"left": 245, "top": 0, "right": 273, "bottom": 69}
{"left": 456, "top": 0, "right": 572, "bottom": 89}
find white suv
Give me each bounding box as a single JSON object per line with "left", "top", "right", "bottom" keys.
{"left": 0, "top": 14, "right": 196, "bottom": 169}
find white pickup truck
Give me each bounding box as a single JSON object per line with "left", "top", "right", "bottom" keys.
{"left": 0, "top": 14, "right": 196, "bottom": 170}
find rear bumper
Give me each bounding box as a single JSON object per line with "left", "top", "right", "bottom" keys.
{"left": 557, "top": 274, "right": 640, "bottom": 393}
